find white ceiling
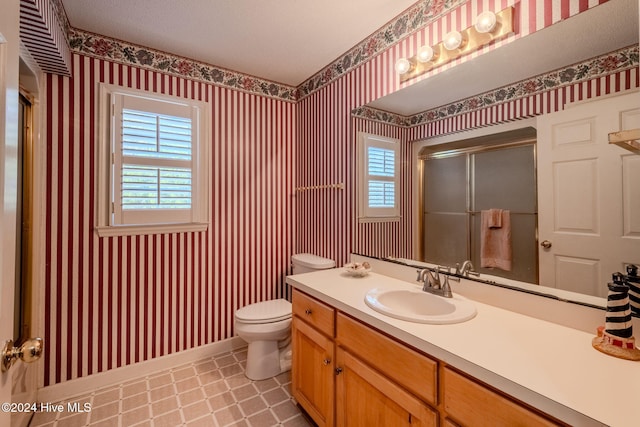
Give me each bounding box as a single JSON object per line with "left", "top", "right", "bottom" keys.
{"left": 368, "top": 0, "right": 639, "bottom": 115}
{"left": 61, "top": 0, "right": 418, "bottom": 86}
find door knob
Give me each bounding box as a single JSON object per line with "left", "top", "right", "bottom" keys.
{"left": 1, "top": 337, "right": 43, "bottom": 372}
{"left": 540, "top": 240, "right": 552, "bottom": 249}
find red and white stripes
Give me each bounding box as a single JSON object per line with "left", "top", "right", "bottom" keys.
{"left": 42, "top": 54, "right": 295, "bottom": 386}
{"left": 19, "top": 0, "right": 72, "bottom": 75}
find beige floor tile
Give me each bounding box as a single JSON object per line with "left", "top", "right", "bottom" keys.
{"left": 220, "top": 364, "right": 243, "bottom": 377}
{"left": 262, "top": 388, "right": 288, "bottom": 407}
{"left": 88, "top": 401, "right": 119, "bottom": 422}
{"left": 203, "top": 379, "right": 229, "bottom": 396}
{"left": 151, "top": 395, "right": 180, "bottom": 417}
{"left": 271, "top": 401, "right": 301, "bottom": 422}
{"left": 176, "top": 376, "right": 201, "bottom": 393}
{"left": 35, "top": 347, "right": 307, "bottom": 427}
{"left": 247, "top": 409, "right": 277, "bottom": 427}
{"left": 215, "top": 354, "right": 236, "bottom": 368}
{"left": 149, "top": 383, "right": 175, "bottom": 401}
{"left": 122, "top": 380, "right": 148, "bottom": 397}
{"left": 231, "top": 383, "right": 258, "bottom": 402}
{"left": 182, "top": 400, "right": 212, "bottom": 422}
{"left": 54, "top": 411, "right": 89, "bottom": 427}
{"left": 29, "top": 410, "right": 59, "bottom": 426}
{"left": 173, "top": 365, "right": 197, "bottom": 381}
{"left": 238, "top": 396, "right": 267, "bottom": 417}
{"left": 185, "top": 414, "right": 218, "bottom": 427}
{"left": 88, "top": 415, "right": 120, "bottom": 427}
{"left": 92, "top": 388, "right": 121, "bottom": 408}
{"left": 153, "top": 410, "right": 183, "bottom": 427}
{"left": 121, "top": 391, "right": 149, "bottom": 412}
{"left": 179, "top": 387, "right": 206, "bottom": 406}
{"left": 214, "top": 404, "right": 245, "bottom": 426}
{"left": 148, "top": 373, "right": 173, "bottom": 390}
{"left": 198, "top": 369, "right": 223, "bottom": 385}
{"left": 208, "top": 391, "right": 236, "bottom": 411}
{"left": 121, "top": 405, "right": 151, "bottom": 426}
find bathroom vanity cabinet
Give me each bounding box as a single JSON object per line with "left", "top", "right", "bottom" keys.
{"left": 292, "top": 288, "right": 565, "bottom": 427}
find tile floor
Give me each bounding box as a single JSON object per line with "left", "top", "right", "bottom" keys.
{"left": 29, "top": 348, "right": 313, "bottom": 427}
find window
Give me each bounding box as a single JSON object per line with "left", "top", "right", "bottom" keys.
{"left": 358, "top": 133, "right": 400, "bottom": 222}
{"left": 96, "top": 84, "right": 209, "bottom": 236}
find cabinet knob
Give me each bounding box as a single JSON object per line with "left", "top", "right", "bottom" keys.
{"left": 540, "top": 240, "right": 552, "bottom": 249}
{"left": 335, "top": 367, "right": 343, "bottom": 375}
{"left": 304, "top": 308, "right": 312, "bottom": 315}
{"left": 323, "top": 358, "right": 331, "bottom": 366}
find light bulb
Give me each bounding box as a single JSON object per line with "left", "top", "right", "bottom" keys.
{"left": 443, "top": 31, "right": 463, "bottom": 50}
{"left": 416, "top": 45, "right": 435, "bottom": 63}
{"left": 395, "top": 58, "right": 412, "bottom": 75}
{"left": 475, "top": 11, "right": 497, "bottom": 33}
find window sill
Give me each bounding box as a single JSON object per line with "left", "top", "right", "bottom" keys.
{"left": 358, "top": 216, "right": 401, "bottom": 224}
{"left": 95, "top": 222, "right": 208, "bottom": 237}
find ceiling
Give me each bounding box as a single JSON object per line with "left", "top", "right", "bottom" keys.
{"left": 368, "top": 0, "right": 639, "bottom": 115}
{"left": 60, "top": 0, "right": 418, "bottom": 86}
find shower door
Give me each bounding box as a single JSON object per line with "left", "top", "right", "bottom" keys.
{"left": 423, "top": 143, "right": 537, "bottom": 283}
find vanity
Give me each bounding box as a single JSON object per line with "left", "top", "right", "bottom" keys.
{"left": 286, "top": 263, "right": 640, "bottom": 427}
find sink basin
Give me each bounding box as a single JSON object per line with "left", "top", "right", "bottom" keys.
{"left": 364, "top": 288, "right": 477, "bottom": 324}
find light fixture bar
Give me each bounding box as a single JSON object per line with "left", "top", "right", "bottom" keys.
{"left": 400, "top": 6, "right": 514, "bottom": 83}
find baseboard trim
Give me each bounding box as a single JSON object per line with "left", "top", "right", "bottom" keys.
{"left": 37, "top": 336, "right": 246, "bottom": 403}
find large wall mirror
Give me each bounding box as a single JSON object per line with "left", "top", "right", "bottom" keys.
{"left": 358, "top": 0, "right": 640, "bottom": 308}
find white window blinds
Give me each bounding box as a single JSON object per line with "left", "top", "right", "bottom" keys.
{"left": 120, "top": 108, "right": 193, "bottom": 212}
{"left": 359, "top": 133, "right": 400, "bottom": 221}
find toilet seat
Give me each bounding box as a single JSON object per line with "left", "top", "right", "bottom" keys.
{"left": 235, "top": 299, "right": 292, "bottom": 324}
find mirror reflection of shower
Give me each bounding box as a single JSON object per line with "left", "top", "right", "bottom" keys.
{"left": 421, "top": 132, "right": 537, "bottom": 284}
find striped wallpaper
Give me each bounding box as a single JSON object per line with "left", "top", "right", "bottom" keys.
{"left": 19, "top": 0, "right": 71, "bottom": 75}
{"left": 39, "top": 0, "right": 635, "bottom": 387}
{"left": 42, "top": 54, "right": 295, "bottom": 386}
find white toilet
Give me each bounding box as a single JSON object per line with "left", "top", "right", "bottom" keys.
{"left": 235, "top": 253, "right": 335, "bottom": 380}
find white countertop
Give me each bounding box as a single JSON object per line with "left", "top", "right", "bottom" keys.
{"left": 286, "top": 268, "right": 640, "bottom": 427}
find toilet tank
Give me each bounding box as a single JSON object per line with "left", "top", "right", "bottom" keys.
{"left": 291, "top": 253, "right": 335, "bottom": 274}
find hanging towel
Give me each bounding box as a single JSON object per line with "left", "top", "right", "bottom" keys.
{"left": 487, "top": 208, "right": 503, "bottom": 228}
{"left": 480, "top": 209, "right": 512, "bottom": 271}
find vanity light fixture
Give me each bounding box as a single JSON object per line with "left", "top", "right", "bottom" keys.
{"left": 395, "top": 57, "right": 413, "bottom": 75}
{"left": 443, "top": 31, "right": 463, "bottom": 51}
{"left": 416, "top": 45, "right": 436, "bottom": 63}
{"left": 398, "top": 6, "right": 514, "bottom": 83}
{"left": 475, "top": 11, "right": 497, "bottom": 34}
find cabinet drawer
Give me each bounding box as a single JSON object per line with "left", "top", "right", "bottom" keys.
{"left": 292, "top": 289, "right": 335, "bottom": 337}
{"left": 336, "top": 313, "right": 438, "bottom": 406}
{"left": 443, "top": 367, "right": 563, "bottom": 427}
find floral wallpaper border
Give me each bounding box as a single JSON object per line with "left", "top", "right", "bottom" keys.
{"left": 62, "top": 0, "right": 464, "bottom": 102}
{"left": 68, "top": 29, "right": 298, "bottom": 101}
{"left": 351, "top": 45, "right": 640, "bottom": 127}
{"left": 296, "top": 0, "right": 465, "bottom": 100}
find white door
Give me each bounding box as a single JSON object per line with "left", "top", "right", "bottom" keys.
{"left": 537, "top": 90, "right": 640, "bottom": 297}
{"left": 0, "top": 26, "right": 18, "bottom": 427}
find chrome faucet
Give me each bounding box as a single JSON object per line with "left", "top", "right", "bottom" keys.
{"left": 417, "top": 267, "right": 452, "bottom": 298}
{"left": 456, "top": 260, "right": 480, "bottom": 277}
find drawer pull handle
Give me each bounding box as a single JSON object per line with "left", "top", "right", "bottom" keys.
{"left": 323, "top": 358, "right": 331, "bottom": 366}
{"left": 304, "top": 309, "right": 312, "bottom": 315}
{"left": 335, "top": 367, "right": 343, "bottom": 375}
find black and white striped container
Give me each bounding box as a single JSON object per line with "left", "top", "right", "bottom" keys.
{"left": 605, "top": 273, "right": 633, "bottom": 339}
{"left": 626, "top": 264, "right": 640, "bottom": 317}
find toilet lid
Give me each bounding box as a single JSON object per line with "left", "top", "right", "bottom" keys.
{"left": 235, "top": 299, "right": 292, "bottom": 324}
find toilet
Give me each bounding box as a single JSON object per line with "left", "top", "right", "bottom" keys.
{"left": 235, "top": 253, "right": 335, "bottom": 380}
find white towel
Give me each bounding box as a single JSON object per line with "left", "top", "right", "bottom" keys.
{"left": 480, "top": 209, "right": 512, "bottom": 271}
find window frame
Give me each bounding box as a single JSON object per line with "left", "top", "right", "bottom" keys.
{"left": 357, "top": 132, "right": 401, "bottom": 223}
{"left": 96, "top": 83, "right": 210, "bottom": 237}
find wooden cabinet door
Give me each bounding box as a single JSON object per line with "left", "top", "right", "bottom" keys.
{"left": 335, "top": 348, "right": 437, "bottom": 427}
{"left": 292, "top": 316, "right": 335, "bottom": 427}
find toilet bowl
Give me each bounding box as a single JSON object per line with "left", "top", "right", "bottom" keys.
{"left": 235, "top": 253, "right": 335, "bottom": 380}
{"left": 235, "top": 299, "right": 293, "bottom": 380}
